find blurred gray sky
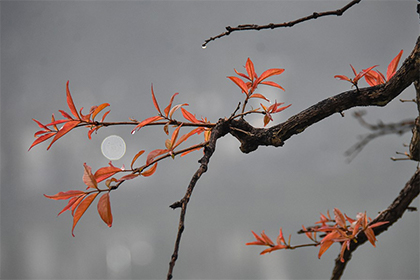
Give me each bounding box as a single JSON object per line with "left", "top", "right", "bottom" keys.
{"left": 1, "top": 1, "right": 419, "bottom": 279}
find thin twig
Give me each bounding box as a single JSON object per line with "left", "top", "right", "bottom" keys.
{"left": 202, "top": 0, "right": 361, "bottom": 47}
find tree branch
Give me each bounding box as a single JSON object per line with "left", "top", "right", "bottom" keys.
{"left": 202, "top": 0, "right": 361, "bottom": 48}
{"left": 330, "top": 167, "right": 420, "bottom": 280}
{"left": 166, "top": 118, "right": 230, "bottom": 280}
{"left": 229, "top": 36, "right": 420, "bottom": 154}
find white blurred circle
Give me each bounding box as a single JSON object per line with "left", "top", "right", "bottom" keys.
{"left": 101, "top": 135, "right": 126, "bottom": 160}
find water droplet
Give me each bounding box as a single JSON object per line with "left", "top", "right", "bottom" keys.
{"left": 201, "top": 45, "right": 207, "bottom": 49}
{"left": 131, "top": 130, "right": 136, "bottom": 135}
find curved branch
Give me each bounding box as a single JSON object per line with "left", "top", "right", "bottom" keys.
{"left": 230, "top": 36, "right": 420, "bottom": 153}
{"left": 202, "top": 0, "right": 361, "bottom": 48}
{"left": 166, "top": 118, "right": 230, "bottom": 280}
{"left": 331, "top": 167, "right": 420, "bottom": 280}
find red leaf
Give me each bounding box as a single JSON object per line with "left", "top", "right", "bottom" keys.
{"left": 170, "top": 125, "right": 182, "bottom": 148}
{"left": 32, "top": 118, "right": 49, "bottom": 130}
{"left": 131, "top": 115, "right": 163, "bottom": 133}
{"left": 181, "top": 108, "right": 199, "bottom": 123}
{"left": 28, "top": 132, "right": 55, "bottom": 151}
{"left": 59, "top": 110, "right": 74, "bottom": 120}
{"left": 44, "top": 190, "right": 85, "bottom": 200}
{"left": 174, "top": 127, "right": 203, "bottom": 149}
{"left": 72, "top": 193, "right": 98, "bottom": 236}
{"left": 245, "top": 58, "right": 255, "bottom": 81}
{"left": 131, "top": 150, "right": 145, "bottom": 169}
{"left": 234, "top": 68, "right": 250, "bottom": 80}
{"left": 92, "top": 103, "right": 110, "bottom": 121}
{"left": 66, "top": 81, "right": 80, "bottom": 120}
{"left": 141, "top": 162, "right": 158, "bottom": 177}
{"left": 256, "top": 68, "right": 284, "bottom": 84}
{"left": 100, "top": 110, "right": 110, "bottom": 122}
{"left": 83, "top": 163, "right": 98, "bottom": 189}
{"left": 164, "top": 92, "right": 179, "bottom": 117}
{"left": 228, "top": 76, "right": 249, "bottom": 94}
{"left": 97, "top": 193, "right": 113, "bottom": 227}
{"left": 386, "top": 50, "right": 403, "bottom": 80}
{"left": 151, "top": 84, "right": 162, "bottom": 115}
{"left": 146, "top": 149, "right": 167, "bottom": 165}
{"left": 260, "top": 81, "right": 285, "bottom": 91}
{"left": 47, "top": 120, "right": 80, "bottom": 150}
{"left": 334, "top": 75, "right": 351, "bottom": 82}
{"left": 94, "top": 162, "right": 122, "bottom": 182}
{"left": 169, "top": 103, "right": 188, "bottom": 119}
{"left": 118, "top": 173, "right": 139, "bottom": 181}
{"left": 249, "top": 93, "right": 270, "bottom": 102}
{"left": 57, "top": 195, "right": 83, "bottom": 216}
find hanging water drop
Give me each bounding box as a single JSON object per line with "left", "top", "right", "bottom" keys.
{"left": 201, "top": 45, "right": 207, "bottom": 49}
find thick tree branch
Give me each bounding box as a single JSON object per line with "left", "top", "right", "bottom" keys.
{"left": 202, "top": 0, "right": 361, "bottom": 48}
{"left": 230, "top": 36, "right": 420, "bottom": 153}
{"left": 330, "top": 167, "right": 420, "bottom": 280}
{"left": 166, "top": 118, "right": 230, "bottom": 280}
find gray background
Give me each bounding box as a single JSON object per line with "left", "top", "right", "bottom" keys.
{"left": 1, "top": 1, "right": 419, "bottom": 279}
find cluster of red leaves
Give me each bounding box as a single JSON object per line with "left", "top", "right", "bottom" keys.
{"left": 247, "top": 208, "right": 388, "bottom": 262}
{"left": 334, "top": 50, "right": 403, "bottom": 88}
{"left": 37, "top": 83, "right": 214, "bottom": 236}
{"left": 228, "top": 58, "right": 291, "bottom": 126}
{"left": 44, "top": 162, "right": 122, "bottom": 236}
{"left": 29, "top": 81, "right": 110, "bottom": 151}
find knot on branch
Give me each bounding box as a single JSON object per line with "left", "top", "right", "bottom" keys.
{"left": 229, "top": 118, "right": 284, "bottom": 153}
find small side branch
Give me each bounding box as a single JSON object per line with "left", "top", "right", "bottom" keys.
{"left": 202, "top": 0, "right": 361, "bottom": 47}
{"left": 166, "top": 118, "right": 230, "bottom": 280}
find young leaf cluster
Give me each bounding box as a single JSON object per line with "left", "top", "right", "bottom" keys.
{"left": 246, "top": 208, "right": 388, "bottom": 263}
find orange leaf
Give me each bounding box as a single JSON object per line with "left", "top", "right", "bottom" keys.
{"left": 169, "top": 103, "right": 188, "bottom": 119}
{"left": 234, "top": 68, "right": 250, "bottom": 80}
{"left": 44, "top": 190, "right": 85, "bottom": 200}
{"left": 28, "top": 132, "right": 55, "bottom": 151}
{"left": 97, "top": 193, "right": 113, "bottom": 227}
{"left": 386, "top": 50, "right": 403, "bottom": 80}
{"left": 334, "top": 208, "right": 347, "bottom": 229}
{"left": 47, "top": 120, "right": 80, "bottom": 150}
{"left": 245, "top": 58, "right": 255, "bottom": 81}
{"left": 256, "top": 68, "right": 284, "bottom": 84}
{"left": 260, "top": 81, "right": 285, "bottom": 91}
{"left": 131, "top": 115, "right": 164, "bottom": 133}
{"left": 57, "top": 195, "right": 84, "bottom": 216}
{"left": 91, "top": 103, "right": 110, "bottom": 121}
{"left": 83, "top": 163, "right": 98, "bottom": 189}
{"left": 170, "top": 125, "right": 182, "bottom": 149}
{"left": 141, "top": 162, "right": 158, "bottom": 177}
{"left": 334, "top": 75, "right": 351, "bottom": 82}
{"left": 131, "top": 150, "right": 145, "bottom": 169}
{"left": 151, "top": 84, "right": 162, "bottom": 115}
{"left": 94, "top": 162, "right": 122, "bottom": 182}
{"left": 72, "top": 193, "right": 98, "bottom": 236}
{"left": 174, "top": 127, "right": 203, "bottom": 149}
{"left": 100, "top": 110, "right": 110, "bottom": 122}
{"left": 181, "top": 108, "right": 199, "bottom": 123}
{"left": 66, "top": 81, "right": 80, "bottom": 120}
{"left": 180, "top": 146, "right": 203, "bottom": 157}
{"left": 228, "top": 76, "right": 249, "bottom": 94}
{"left": 164, "top": 92, "right": 179, "bottom": 117}
{"left": 146, "top": 149, "right": 167, "bottom": 165}
{"left": 249, "top": 93, "right": 270, "bottom": 102}
{"left": 118, "top": 173, "right": 139, "bottom": 181}
{"left": 318, "top": 240, "right": 334, "bottom": 259}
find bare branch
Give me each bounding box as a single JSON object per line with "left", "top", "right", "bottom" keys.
{"left": 202, "top": 0, "right": 361, "bottom": 48}
{"left": 167, "top": 118, "right": 230, "bottom": 280}
{"left": 344, "top": 111, "right": 415, "bottom": 162}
